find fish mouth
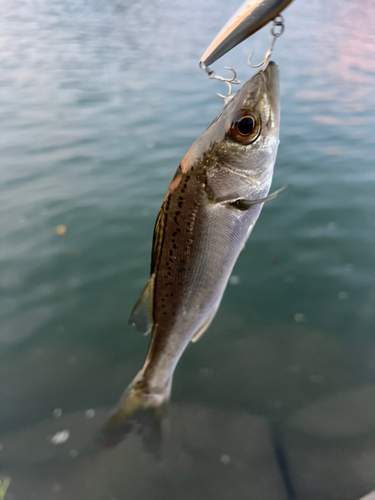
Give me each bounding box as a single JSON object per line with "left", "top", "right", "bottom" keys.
{"left": 239, "top": 61, "right": 280, "bottom": 112}
{"left": 263, "top": 61, "right": 279, "bottom": 86}
{"left": 262, "top": 61, "right": 280, "bottom": 113}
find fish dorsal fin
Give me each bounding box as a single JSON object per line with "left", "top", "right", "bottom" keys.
{"left": 130, "top": 194, "right": 168, "bottom": 335}
{"left": 129, "top": 276, "right": 154, "bottom": 335}
{"left": 151, "top": 198, "right": 169, "bottom": 275}
{"left": 191, "top": 307, "right": 218, "bottom": 343}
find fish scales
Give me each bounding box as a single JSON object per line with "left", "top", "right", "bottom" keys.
{"left": 147, "top": 165, "right": 266, "bottom": 389}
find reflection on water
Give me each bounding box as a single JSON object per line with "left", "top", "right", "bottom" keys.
{"left": 1, "top": 0, "right": 375, "bottom": 498}
{"left": 328, "top": 0, "right": 375, "bottom": 78}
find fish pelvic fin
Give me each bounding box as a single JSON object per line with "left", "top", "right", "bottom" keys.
{"left": 129, "top": 276, "right": 154, "bottom": 335}
{"left": 97, "top": 371, "right": 168, "bottom": 457}
{"left": 191, "top": 307, "right": 218, "bottom": 343}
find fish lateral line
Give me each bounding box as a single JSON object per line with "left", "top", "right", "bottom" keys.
{"left": 230, "top": 184, "right": 289, "bottom": 210}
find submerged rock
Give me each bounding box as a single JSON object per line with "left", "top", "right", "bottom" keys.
{"left": 283, "top": 385, "right": 375, "bottom": 500}
{"left": 289, "top": 385, "right": 375, "bottom": 438}
{"left": 180, "top": 321, "right": 360, "bottom": 417}
{"left": 0, "top": 404, "right": 288, "bottom": 500}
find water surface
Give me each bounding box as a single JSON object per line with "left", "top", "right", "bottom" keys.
{"left": 1, "top": 0, "right": 375, "bottom": 498}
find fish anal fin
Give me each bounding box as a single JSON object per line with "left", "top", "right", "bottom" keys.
{"left": 129, "top": 276, "right": 154, "bottom": 335}
{"left": 191, "top": 308, "right": 218, "bottom": 343}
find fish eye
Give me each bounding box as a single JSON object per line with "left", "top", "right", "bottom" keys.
{"left": 229, "top": 112, "right": 260, "bottom": 144}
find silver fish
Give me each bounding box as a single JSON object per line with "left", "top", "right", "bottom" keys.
{"left": 200, "top": 0, "right": 294, "bottom": 67}
{"left": 102, "top": 62, "right": 281, "bottom": 446}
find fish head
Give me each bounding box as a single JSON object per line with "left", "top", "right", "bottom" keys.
{"left": 181, "top": 62, "right": 280, "bottom": 187}
{"left": 220, "top": 61, "right": 280, "bottom": 181}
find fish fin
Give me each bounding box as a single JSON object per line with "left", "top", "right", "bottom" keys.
{"left": 151, "top": 200, "right": 168, "bottom": 275}
{"left": 191, "top": 308, "right": 218, "bottom": 343}
{"left": 97, "top": 372, "right": 167, "bottom": 458}
{"left": 129, "top": 276, "right": 154, "bottom": 335}
{"left": 232, "top": 184, "right": 289, "bottom": 211}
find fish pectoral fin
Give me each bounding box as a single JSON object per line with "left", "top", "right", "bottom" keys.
{"left": 231, "top": 184, "right": 289, "bottom": 211}
{"left": 128, "top": 276, "right": 154, "bottom": 335}
{"left": 191, "top": 308, "right": 218, "bottom": 343}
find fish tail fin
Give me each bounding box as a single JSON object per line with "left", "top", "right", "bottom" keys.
{"left": 97, "top": 371, "right": 169, "bottom": 457}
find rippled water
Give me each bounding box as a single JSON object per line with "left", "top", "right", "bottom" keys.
{"left": 1, "top": 0, "right": 375, "bottom": 498}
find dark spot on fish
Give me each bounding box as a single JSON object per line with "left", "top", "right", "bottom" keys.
{"left": 177, "top": 228, "right": 181, "bottom": 232}
{"left": 163, "top": 312, "right": 167, "bottom": 315}
{"left": 162, "top": 304, "right": 165, "bottom": 308}
{"left": 175, "top": 211, "right": 181, "bottom": 216}
{"left": 172, "top": 231, "right": 177, "bottom": 237}
{"left": 178, "top": 202, "right": 183, "bottom": 208}
{"left": 179, "top": 196, "right": 183, "bottom": 201}
{"left": 165, "top": 196, "right": 171, "bottom": 211}
{"left": 168, "top": 272, "right": 171, "bottom": 276}
{"left": 181, "top": 189, "right": 185, "bottom": 193}
{"left": 183, "top": 184, "right": 187, "bottom": 189}
{"left": 169, "top": 258, "right": 173, "bottom": 263}
{"left": 174, "top": 216, "right": 179, "bottom": 225}
{"left": 169, "top": 249, "right": 173, "bottom": 256}
{"left": 186, "top": 175, "right": 190, "bottom": 180}
{"left": 172, "top": 239, "right": 175, "bottom": 243}
{"left": 173, "top": 244, "right": 177, "bottom": 250}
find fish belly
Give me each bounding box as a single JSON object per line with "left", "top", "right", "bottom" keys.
{"left": 146, "top": 170, "right": 265, "bottom": 386}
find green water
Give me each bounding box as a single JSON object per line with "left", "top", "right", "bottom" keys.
{"left": 1, "top": 0, "right": 375, "bottom": 498}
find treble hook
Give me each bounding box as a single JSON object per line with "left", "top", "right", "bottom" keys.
{"left": 248, "top": 15, "right": 284, "bottom": 71}
{"left": 216, "top": 81, "right": 233, "bottom": 100}
{"left": 199, "top": 62, "right": 241, "bottom": 100}
{"left": 248, "top": 36, "right": 277, "bottom": 69}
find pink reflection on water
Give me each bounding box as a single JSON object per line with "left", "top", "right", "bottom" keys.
{"left": 299, "top": 0, "right": 375, "bottom": 123}
{"left": 321, "top": 0, "right": 375, "bottom": 83}
{"left": 313, "top": 116, "right": 364, "bottom": 126}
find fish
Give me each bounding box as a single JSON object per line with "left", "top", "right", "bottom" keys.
{"left": 200, "top": 0, "right": 294, "bottom": 67}
{"left": 100, "top": 62, "right": 282, "bottom": 448}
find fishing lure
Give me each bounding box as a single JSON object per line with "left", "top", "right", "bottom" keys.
{"left": 200, "top": 0, "right": 293, "bottom": 67}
